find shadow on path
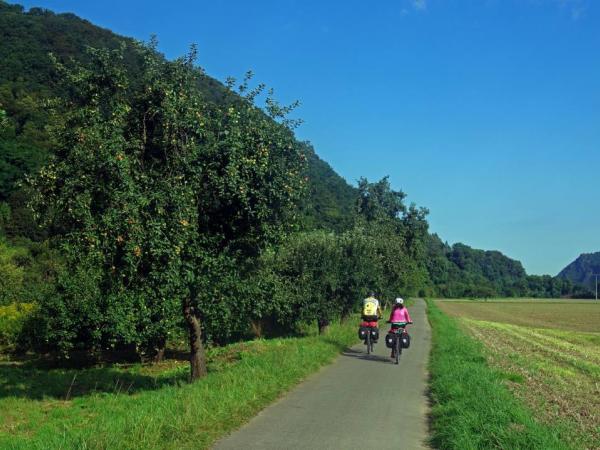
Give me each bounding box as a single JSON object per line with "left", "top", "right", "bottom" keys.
{"left": 341, "top": 347, "right": 393, "bottom": 364}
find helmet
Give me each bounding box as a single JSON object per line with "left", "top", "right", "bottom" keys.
{"left": 369, "top": 291, "right": 376, "bottom": 297}
{"left": 395, "top": 297, "right": 404, "bottom": 305}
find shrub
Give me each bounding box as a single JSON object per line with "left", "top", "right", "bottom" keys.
{"left": 0, "top": 302, "right": 36, "bottom": 347}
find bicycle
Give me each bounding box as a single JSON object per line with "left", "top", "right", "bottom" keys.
{"left": 360, "top": 320, "right": 379, "bottom": 354}
{"left": 365, "top": 327, "right": 373, "bottom": 354}
{"left": 388, "top": 321, "right": 412, "bottom": 365}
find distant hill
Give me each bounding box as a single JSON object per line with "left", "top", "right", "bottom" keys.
{"left": 557, "top": 252, "right": 600, "bottom": 292}
{"left": 426, "top": 236, "right": 526, "bottom": 297}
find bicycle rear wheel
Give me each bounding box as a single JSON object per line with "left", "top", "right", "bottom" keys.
{"left": 366, "top": 332, "right": 371, "bottom": 355}
{"left": 395, "top": 336, "right": 400, "bottom": 365}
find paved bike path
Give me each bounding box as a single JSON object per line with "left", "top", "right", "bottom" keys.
{"left": 214, "top": 299, "right": 431, "bottom": 450}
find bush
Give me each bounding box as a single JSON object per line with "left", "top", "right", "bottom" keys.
{"left": 0, "top": 302, "right": 36, "bottom": 347}
{"left": 0, "top": 239, "right": 26, "bottom": 305}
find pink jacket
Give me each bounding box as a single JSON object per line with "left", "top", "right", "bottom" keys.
{"left": 389, "top": 307, "right": 412, "bottom": 323}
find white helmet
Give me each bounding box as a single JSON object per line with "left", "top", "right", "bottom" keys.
{"left": 395, "top": 297, "right": 404, "bottom": 305}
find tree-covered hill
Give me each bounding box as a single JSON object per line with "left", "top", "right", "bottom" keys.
{"left": 299, "top": 142, "right": 357, "bottom": 232}
{"left": 423, "top": 234, "right": 589, "bottom": 298}
{"left": 557, "top": 252, "right": 600, "bottom": 292}
{"left": 0, "top": 0, "right": 356, "bottom": 233}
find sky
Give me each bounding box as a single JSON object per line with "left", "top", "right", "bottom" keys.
{"left": 12, "top": 0, "right": 600, "bottom": 275}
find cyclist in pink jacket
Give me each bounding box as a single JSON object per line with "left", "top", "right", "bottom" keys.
{"left": 388, "top": 297, "right": 412, "bottom": 323}
{"left": 388, "top": 297, "right": 412, "bottom": 358}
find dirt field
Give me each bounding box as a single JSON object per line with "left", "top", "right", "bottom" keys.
{"left": 437, "top": 299, "right": 600, "bottom": 450}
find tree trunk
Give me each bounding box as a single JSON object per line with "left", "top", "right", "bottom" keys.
{"left": 318, "top": 319, "right": 330, "bottom": 335}
{"left": 183, "top": 298, "right": 207, "bottom": 381}
{"left": 250, "top": 319, "right": 263, "bottom": 338}
{"left": 153, "top": 345, "right": 166, "bottom": 363}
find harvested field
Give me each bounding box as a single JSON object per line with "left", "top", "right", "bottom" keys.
{"left": 437, "top": 299, "right": 600, "bottom": 332}
{"left": 437, "top": 299, "right": 600, "bottom": 450}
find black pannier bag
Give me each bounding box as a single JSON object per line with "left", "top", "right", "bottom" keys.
{"left": 385, "top": 333, "right": 395, "bottom": 349}
{"left": 370, "top": 328, "right": 379, "bottom": 342}
{"left": 358, "top": 327, "right": 368, "bottom": 340}
{"left": 401, "top": 333, "right": 411, "bottom": 348}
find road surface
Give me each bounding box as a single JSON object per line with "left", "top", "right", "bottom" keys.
{"left": 214, "top": 299, "right": 431, "bottom": 450}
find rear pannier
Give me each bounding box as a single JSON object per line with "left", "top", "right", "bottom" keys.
{"left": 401, "top": 333, "right": 410, "bottom": 348}
{"left": 358, "top": 327, "right": 369, "bottom": 340}
{"left": 385, "top": 333, "right": 395, "bottom": 349}
{"left": 370, "top": 328, "right": 379, "bottom": 342}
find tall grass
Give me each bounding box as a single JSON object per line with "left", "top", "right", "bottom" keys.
{"left": 427, "top": 300, "right": 572, "bottom": 450}
{"left": 0, "top": 319, "right": 357, "bottom": 449}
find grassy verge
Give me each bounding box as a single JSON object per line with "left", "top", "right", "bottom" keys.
{"left": 461, "top": 319, "right": 599, "bottom": 449}
{"left": 437, "top": 298, "right": 600, "bottom": 448}
{"left": 427, "top": 299, "right": 572, "bottom": 450}
{"left": 0, "top": 319, "right": 357, "bottom": 449}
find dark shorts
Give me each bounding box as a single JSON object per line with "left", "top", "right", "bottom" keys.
{"left": 362, "top": 315, "right": 378, "bottom": 322}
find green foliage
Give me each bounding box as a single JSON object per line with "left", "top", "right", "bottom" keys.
{"left": 357, "top": 176, "right": 406, "bottom": 222}
{"left": 353, "top": 177, "right": 429, "bottom": 297}
{"left": 299, "top": 142, "right": 356, "bottom": 232}
{"left": 0, "top": 240, "right": 25, "bottom": 305}
{"left": 0, "top": 238, "right": 60, "bottom": 307}
{"left": 0, "top": 202, "right": 9, "bottom": 235}
{"left": 275, "top": 231, "right": 344, "bottom": 329}
{"left": 427, "top": 300, "right": 572, "bottom": 450}
{"left": 0, "top": 302, "right": 36, "bottom": 347}
{"left": 526, "top": 274, "right": 579, "bottom": 298}
{"left": 28, "top": 42, "right": 305, "bottom": 360}
{"left": 275, "top": 175, "right": 431, "bottom": 329}
{"left": 425, "top": 235, "right": 585, "bottom": 298}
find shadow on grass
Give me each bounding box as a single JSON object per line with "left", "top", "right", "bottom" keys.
{"left": 321, "top": 337, "right": 354, "bottom": 352}
{"left": 0, "top": 323, "right": 346, "bottom": 402}
{"left": 0, "top": 341, "right": 270, "bottom": 401}
{"left": 0, "top": 357, "right": 189, "bottom": 401}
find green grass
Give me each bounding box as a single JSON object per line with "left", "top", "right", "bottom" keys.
{"left": 461, "top": 319, "right": 600, "bottom": 448}
{"left": 439, "top": 299, "right": 600, "bottom": 449}
{"left": 0, "top": 319, "right": 357, "bottom": 449}
{"left": 427, "top": 299, "right": 573, "bottom": 450}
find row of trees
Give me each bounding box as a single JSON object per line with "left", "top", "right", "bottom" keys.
{"left": 1, "top": 3, "right": 593, "bottom": 382}
{"left": 10, "top": 42, "right": 428, "bottom": 380}
{"left": 23, "top": 43, "right": 305, "bottom": 378}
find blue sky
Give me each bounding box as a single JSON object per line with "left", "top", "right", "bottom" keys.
{"left": 13, "top": 0, "right": 600, "bottom": 275}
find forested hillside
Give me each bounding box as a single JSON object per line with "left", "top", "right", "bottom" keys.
{"left": 0, "top": 1, "right": 356, "bottom": 234}
{"left": 0, "top": 0, "right": 591, "bottom": 376}
{"left": 557, "top": 252, "right": 600, "bottom": 293}
{"left": 424, "top": 235, "right": 589, "bottom": 298}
